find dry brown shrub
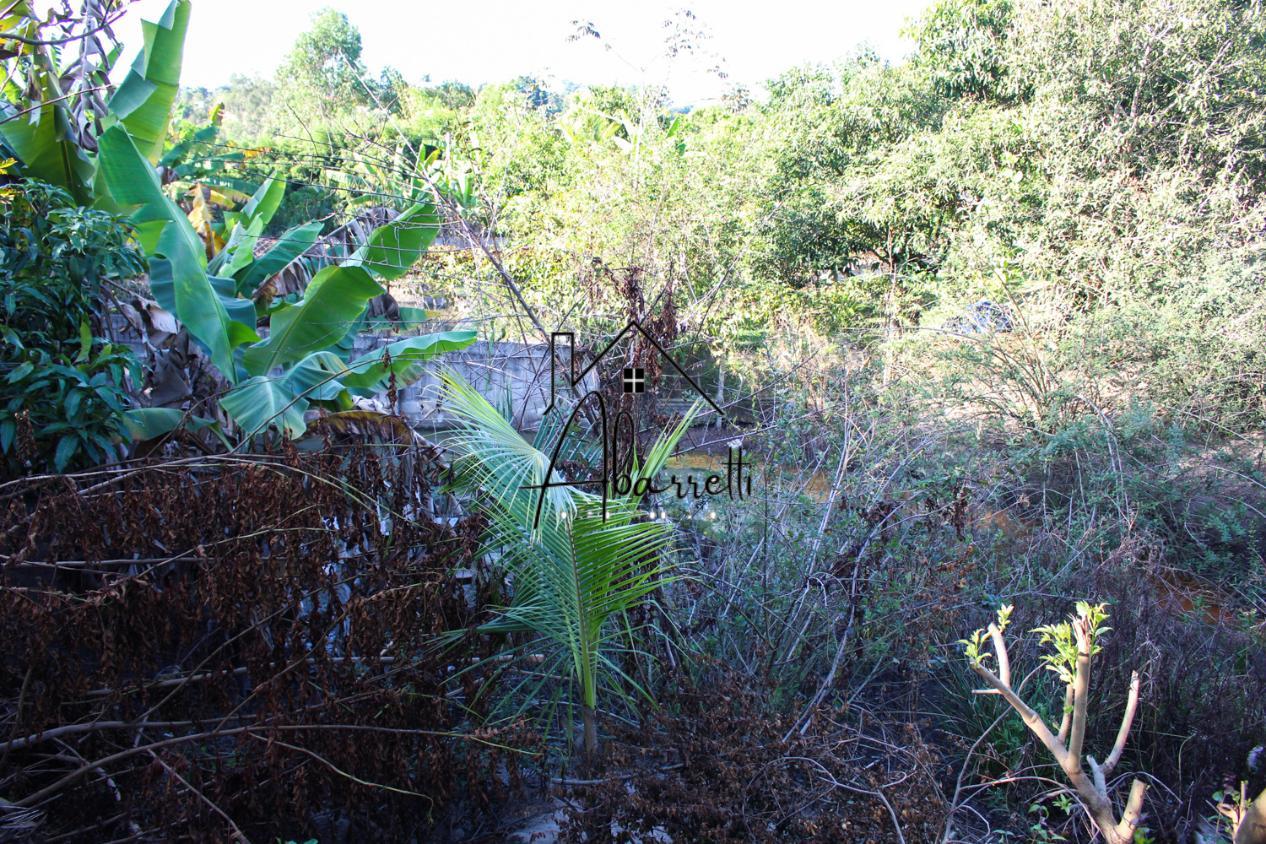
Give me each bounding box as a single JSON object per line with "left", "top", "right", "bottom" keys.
{"left": 0, "top": 442, "right": 527, "bottom": 841}
{"left": 560, "top": 665, "right": 947, "bottom": 842}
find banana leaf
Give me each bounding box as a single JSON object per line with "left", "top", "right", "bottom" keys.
{"left": 148, "top": 259, "right": 258, "bottom": 347}
{"left": 286, "top": 351, "right": 353, "bottom": 403}
{"left": 0, "top": 101, "right": 94, "bottom": 204}
{"left": 105, "top": 0, "right": 191, "bottom": 164}
{"left": 219, "top": 375, "right": 309, "bottom": 439}
{"left": 341, "top": 330, "right": 477, "bottom": 393}
{"left": 236, "top": 176, "right": 285, "bottom": 228}
{"left": 97, "top": 126, "right": 237, "bottom": 379}
{"left": 210, "top": 215, "right": 265, "bottom": 278}
{"left": 123, "top": 407, "right": 217, "bottom": 439}
{"left": 240, "top": 264, "right": 384, "bottom": 376}
{"left": 234, "top": 220, "right": 323, "bottom": 296}
{"left": 345, "top": 200, "right": 441, "bottom": 281}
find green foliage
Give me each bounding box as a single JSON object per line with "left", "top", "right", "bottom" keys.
{"left": 5, "top": 0, "right": 477, "bottom": 448}
{"left": 104, "top": 0, "right": 192, "bottom": 164}
{"left": 157, "top": 0, "right": 1265, "bottom": 436}
{"left": 0, "top": 0, "right": 192, "bottom": 203}
{"left": 910, "top": 0, "right": 1016, "bottom": 101}
{"left": 344, "top": 199, "right": 442, "bottom": 280}
{"left": 440, "top": 373, "right": 701, "bottom": 755}
{"left": 3, "top": 1, "right": 1265, "bottom": 835}
{"left": 0, "top": 99, "right": 95, "bottom": 205}
{"left": 241, "top": 265, "right": 382, "bottom": 375}
{"left": 98, "top": 123, "right": 243, "bottom": 376}
{"left": 0, "top": 180, "right": 143, "bottom": 473}
{"left": 0, "top": 4, "right": 96, "bottom": 203}
{"left": 1033, "top": 601, "right": 1110, "bottom": 684}
{"left": 278, "top": 9, "right": 372, "bottom": 112}
{"left": 2, "top": 347, "right": 136, "bottom": 473}
{"left": 960, "top": 602, "right": 1012, "bottom": 665}
{"left": 218, "top": 374, "right": 311, "bottom": 440}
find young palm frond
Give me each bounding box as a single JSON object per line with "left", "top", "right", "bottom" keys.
{"left": 440, "top": 369, "right": 699, "bottom": 762}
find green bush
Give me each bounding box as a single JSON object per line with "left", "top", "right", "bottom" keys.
{"left": 1, "top": 180, "right": 143, "bottom": 474}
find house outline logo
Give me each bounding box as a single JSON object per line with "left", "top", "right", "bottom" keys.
{"left": 545, "top": 320, "right": 726, "bottom": 419}
{"left": 526, "top": 321, "right": 749, "bottom": 531}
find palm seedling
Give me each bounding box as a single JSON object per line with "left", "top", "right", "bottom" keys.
{"left": 440, "top": 371, "right": 699, "bottom": 763}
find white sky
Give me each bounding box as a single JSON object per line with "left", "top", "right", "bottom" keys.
{"left": 119, "top": 0, "right": 930, "bottom": 105}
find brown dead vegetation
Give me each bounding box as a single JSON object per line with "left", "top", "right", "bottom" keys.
{"left": 0, "top": 443, "right": 523, "bottom": 841}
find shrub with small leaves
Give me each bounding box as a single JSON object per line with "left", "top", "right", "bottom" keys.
{"left": 1, "top": 179, "right": 144, "bottom": 475}
{"left": 1033, "top": 601, "right": 1109, "bottom": 685}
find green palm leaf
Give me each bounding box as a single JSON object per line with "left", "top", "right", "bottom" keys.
{"left": 440, "top": 371, "right": 699, "bottom": 759}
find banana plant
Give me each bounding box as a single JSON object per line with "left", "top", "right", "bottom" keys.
{"left": 97, "top": 94, "right": 468, "bottom": 440}
{"left": 0, "top": 0, "right": 191, "bottom": 203}
{"left": 136, "top": 168, "right": 472, "bottom": 439}
{"left": 89, "top": 20, "right": 466, "bottom": 438}
{"left": 100, "top": 0, "right": 190, "bottom": 165}
{"left": 215, "top": 197, "right": 471, "bottom": 439}
{"left": 440, "top": 371, "right": 700, "bottom": 763}
{"left": 6, "top": 0, "right": 473, "bottom": 443}
{"left": 97, "top": 123, "right": 242, "bottom": 376}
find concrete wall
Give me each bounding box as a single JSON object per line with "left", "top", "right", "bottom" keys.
{"left": 109, "top": 314, "right": 614, "bottom": 432}
{"left": 347, "top": 336, "right": 595, "bottom": 431}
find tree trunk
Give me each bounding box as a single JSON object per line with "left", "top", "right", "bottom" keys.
{"left": 581, "top": 705, "right": 599, "bottom": 767}
{"left": 881, "top": 228, "right": 899, "bottom": 389}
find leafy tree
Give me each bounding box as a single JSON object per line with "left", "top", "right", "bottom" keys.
{"left": 910, "top": 0, "right": 1018, "bottom": 102}
{"left": 512, "top": 75, "right": 563, "bottom": 114}
{"left": 278, "top": 8, "right": 372, "bottom": 110}
{"left": 430, "top": 81, "right": 476, "bottom": 110}
{"left": 218, "top": 74, "right": 280, "bottom": 141}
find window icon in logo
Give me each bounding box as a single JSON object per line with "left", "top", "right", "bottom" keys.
{"left": 622, "top": 367, "right": 645, "bottom": 394}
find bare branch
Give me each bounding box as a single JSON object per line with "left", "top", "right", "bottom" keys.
{"left": 1056, "top": 683, "right": 1074, "bottom": 744}
{"left": 1103, "top": 671, "right": 1140, "bottom": 775}
{"left": 987, "top": 622, "right": 1011, "bottom": 688}
{"left": 1117, "top": 779, "right": 1148, "bottom": 840}
{"left": 1068, "top": 616, "right": 1092, "bottom": 768}
{"left": 968, "top": 662, "right": 1071, "bottom": 771}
